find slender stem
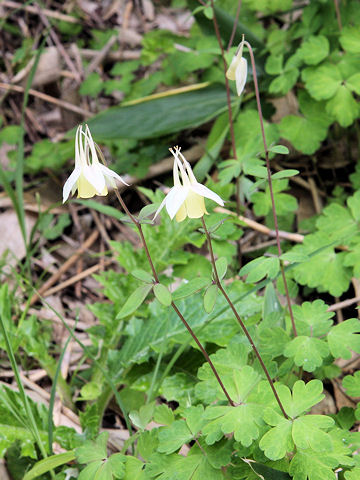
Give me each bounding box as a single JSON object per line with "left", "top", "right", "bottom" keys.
{"left": 201, "top": 217, "right": 288, "bottom": 419}
{"left": 243, "top": 41, "right": 297, "bottom": 337}
{"left": 334, "top": 0, "right": 342, "bottom": 30}
{"left": 114, "top": 190, "right": 234, "bottom": 406}
{"left": 209, "top": 0, "right": 237, "bottom": 161}
{"left": 210, "top": 0, "right": 242, "bottom": 264}
{"left": 227, "top": 0, "right": 242, "bottom": 52}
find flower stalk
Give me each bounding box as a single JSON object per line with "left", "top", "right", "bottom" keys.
{"left": 201, "top": 216, "right": 288, "bottom": 418}
{"left": 209, "top": 0, "right": 244, "bottom": 261}
{"left": 243, "top": 40, "right": 297, "bottom": 337}
{"left": 114, "top": 190, "right": 235, "bottom": 406}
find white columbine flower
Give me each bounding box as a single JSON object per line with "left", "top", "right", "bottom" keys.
{"left": 154, "top": 146, "right": 224, "bottom": 223}
{"left": 62, "top": 125, "right": 128, "bottom": 203}
{"left": 226, "top": 39, "right": 247, "bottom": 96}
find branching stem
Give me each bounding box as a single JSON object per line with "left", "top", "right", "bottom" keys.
{"left": 201, "top": 217, "right": 288, "bottom": 418}
{"left": 243, "top": 40, "right": 297, "bottom": 337}
{"left": 114, "top": 189, "right": 234, "bottom": 406}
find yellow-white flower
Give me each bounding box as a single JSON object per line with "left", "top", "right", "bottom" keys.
{"left": 63, "top": 125, "right": 128, "bottom": 203}
{"left": 226, "top": 40, "right": 247, "bottom": 96}
{"left": 154, "top": 147, "right": 224, "bottom": 222}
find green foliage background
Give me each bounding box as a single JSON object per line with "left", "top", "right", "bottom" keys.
{"left": 1, "top": 0, "right": 360, "bottom": 479}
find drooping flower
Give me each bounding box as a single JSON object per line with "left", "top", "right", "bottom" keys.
{"left": 154, "top": 146, "right": 224, "bottom": 222}
{"left": 62, "top": 125, "right": 128, "bottom": 203}
{"left": 226, "top": 38, "right": 247, "bottom": 96}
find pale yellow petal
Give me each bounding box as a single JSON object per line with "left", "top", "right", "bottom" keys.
{"left": 184, "top": 190, "right": 207, "bottom": 218}
{"left": 77, "top": 173, "right": 99, "bottom": 198}
{"left": 175, "top": 203, "right": 187, "bottom": 222}
{"left": 226, "top": 55, "right": 240, "bottom": 80}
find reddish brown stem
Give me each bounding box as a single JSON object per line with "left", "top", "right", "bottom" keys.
{"left": 114, "top": 189, "right": 234, "bottom": 406}
{"left": 227, "top": 0, "right": 242, "bottom": 52}
{"left": 209, "top": 0, "right": 242, "bottom": 265}
{"left": 243, "top": 41, "right": 297, "bottom": 338}
{"left": 201, "top": 217, "right": 288, "bottom": 418}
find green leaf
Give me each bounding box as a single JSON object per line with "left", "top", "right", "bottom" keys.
{"left": 157, "top": 420, "right": 193, "bottom": 454}
{"left": 272, "top": 169, "right": 299, "bottom": 179}
{"left": 158, "top": 406, "right": 206, "bottom": 454}
{"left": 154, "top": 404, "right": 174, "bottom": 426}
{"left": 76, "top": 431, "right": 108, "bottom": 463}
{"left": 110, "top": 284, "right": 261, "bottom": 371}
{"left": 124, "top": 456, "right": 144, "bottom": 480}
{"left": 280, "top": 252, "right": 309, "bottom": 263}
{"left": 138, "top": 203, "right": 159, "bottom": 220}
{"left": 269, "top": 145, "right": 290, "bottom": 155}
{"left": 325, "top": 84, "right": 359, "bottom": 127}
{"left": 298, "top": 35, "right": 329, "bottom": 65}
{"left": 76, "top": 199, "right": 125, "bottom": 221}
{"left": 0, "top": 125, "right": 22, "bottom": 145}
{"left": 284, "top": 336, "right": 329, "bottom": 372}
{"left": 240, "top": 257, "right": 280, "bottom": 283}
{"left": 108, "top": 453, "right": 127, "bottom": 477}
{"left": 23, "top": 452, "right": 76, "bottom": 480}
{"left": 259, "top": 417, "right": 293, "bottom": 460}
{"left": 137, "top": 430, "right": 158, "bottom": 461}
{"left": 347, "top": 72, "right": 360, "bottom": 95}
{"left": 289, "top": 450, "right": 338, "bottom": 480}
{"left": 87, "top": 85, "right": 235, "bottom": 140}
{"left": 259, "top": 327, "right": 290, "bottom": 356}
{"left": 79, "top": 72, "right": 103, "bottom": 97}
{"left": 343, "top": 371, "right": 360, "bottom": 397}
{"left": 146, "top": 446, "right": 223, "bottom": 480}
{"left": 215, "top": 257, "right": 227, "bottom": 280}
{"left": 345, "top": 468, "right": 360, "bottom": 480}
{"left": 340, "top": 26, "right": 360, "bottom": 53}
{"left": 78, "top": 461, "right": 103, "bottom": 480}
{"left": 265, "top": 54, "right": 283, "bottom": 75}
{"left": 251, "top": 462, "right": 292, "bottom": 480}
{"left": 195, "top": 344, "right": 258, "bottom": 404}
{"left": 278, "top": 380, "right": 325, "bottom": 419}
{"left": 302, "top": 64, "right": 341, "bottom": 100}
{"left": 328, "top": 318, "right": 360, "bottom": 359}
{"left": 117, "top": 284, "right": 153, "bottom": 319}
{"left": 291, "top": 232, "right": 352, "bottom": 297}
{"left": 131, "top": 269, "right": 154, "bottom": 283}
{"left": 262, "top": 282, "right": 282, "bottom": 323}
{"left": 194, "top": 112, "right": 230, "bottom": 180}
{"left": 292, "top": 415, "right": 334, "bottom": 451}
{"left": 203, "top": 284, "right": 218, "bottom": 313}
{"left": 292, "top": 300, "right": 334, "bottom": 337}
{"left": 278, "top": 114, "right": 328, "bottom": 155}
{"left": 0, "top": 385, "right": 49, "bottom": 459}
{"left": 172, "top": 277, "right": 210, "bottom": 300}
{"left": 129, "top": 403, "right": 155, "bottom": 430}
{"left": 153, "top": 283, "right": 172, "bottom": 306}
{"left": 79, "top": 381, "right": 101, "bottom": 401}
{"left": 315, "top": 200, "right": 359, "bottom": 241}
{"left": 344, "top": 243, "right": 360, "bottom": 277}
{"left": 269, "top": 68, "right": 299, "bottom": 95}
{"left": 252, "top": 180, "right": 298, "bottom": 217}
{"left": 203, "top": 401, "right": 262, "bottom": 447}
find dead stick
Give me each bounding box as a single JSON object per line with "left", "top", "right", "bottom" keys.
{"left": 0, "top": 83, "right": 91, "bottom": 117}
{"left": 2, "top": 1, "right": 80, "bottom": 24}
{"left": 29, "top": 230, "right": 99, "bottom": 306}
{"left": 41, "top": 261, "right": 111, "bottom": 298}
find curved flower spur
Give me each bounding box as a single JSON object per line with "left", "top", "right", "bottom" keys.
{"left": 154, "top": 146, "right": 224, "bottom": 222}
{"left": 62, "top": 124, "right": 128, "bottom": 202}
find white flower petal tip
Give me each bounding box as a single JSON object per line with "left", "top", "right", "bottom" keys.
{"left": 62, "top": 124, "right": 128, "bottom": 202}
{"left": 154, "top": 146, "right": 225, "bottom": 223}
{"left": 226, "top": 39, "right": 247, "bottom": 96}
